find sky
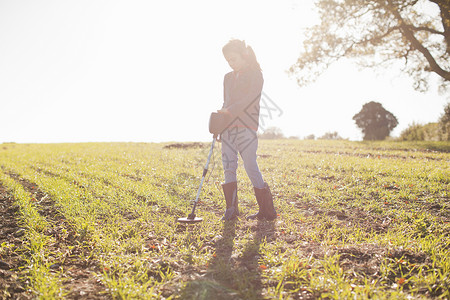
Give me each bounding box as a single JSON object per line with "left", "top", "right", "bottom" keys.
{"left": 1, "top": 0, "right": 448, "bottom": 143}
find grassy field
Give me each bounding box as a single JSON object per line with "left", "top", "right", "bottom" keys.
{"left": 0, "top": 140, "right": 449, "bottom": 299}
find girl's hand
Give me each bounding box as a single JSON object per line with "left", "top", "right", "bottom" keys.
{"left": 217, "top": 108, "right": 231, "bottom": 115}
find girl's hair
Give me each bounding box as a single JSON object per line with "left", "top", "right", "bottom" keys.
{"left": 222, "top": 39, "right": 261, "bottom": 71}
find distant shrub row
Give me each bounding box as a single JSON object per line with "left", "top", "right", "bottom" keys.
{"left": 398, "top": 103, "right": 450, "bottom": 141}
{"left": 258, "top": 103, "right": 449, "bottom": 142}
{"left": 398, "top": 122, "right": 449, "bottom": 141}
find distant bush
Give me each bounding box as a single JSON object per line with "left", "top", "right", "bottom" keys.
{"left": 438, "top": 103, "right": 450, "bottom": 141}
{"left": 422, "top": 123, "right": 441, "bottom": 141}
{"left": 318, "top": 131, "right": 344, "bottom": 140}
{"left": 259, "top": 127, "right": 285, "bottom": 139}
{"left": 399, "top": 103, "right": 450, "bottom": 141}
{"left": 398, "top": 122, "right": 441, "bottom": 141}
{"left": 398, "top": 123, "right": 424, "bottom": 141}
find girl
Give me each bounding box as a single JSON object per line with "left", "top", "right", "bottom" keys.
{"left": 217, "top": 39, "right": 277, "bottom": 221}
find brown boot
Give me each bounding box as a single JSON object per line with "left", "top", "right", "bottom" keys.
{"left": 221, "top": 181, "right": 239, "bottom": 221}
{"left": 246, "top": 188, "right": 264, "bottom": 220}
{"left": 247, "top": 183, "right": 277, "bottom": 221}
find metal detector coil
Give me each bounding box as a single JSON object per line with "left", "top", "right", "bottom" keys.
{"left": 177, "top": 216, "right": 203, "bottom": 224}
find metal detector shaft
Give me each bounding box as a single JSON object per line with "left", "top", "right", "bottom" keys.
{"left": 188, "top": 136, "right": 216, "bottom": 217}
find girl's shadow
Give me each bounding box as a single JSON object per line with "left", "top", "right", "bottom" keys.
{"left": 237, "top": 220, "right": 276, "bottom": 299}
{"left": 178, "top": 219, "right": 276, "bottom": 300}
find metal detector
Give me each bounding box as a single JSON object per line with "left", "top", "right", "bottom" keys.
{"left": 177, "top": 134, "right": 217, "bottom": 224}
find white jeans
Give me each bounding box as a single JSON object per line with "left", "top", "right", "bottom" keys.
{"left": 221, "top": 127, "right": 265, "bottom": 189}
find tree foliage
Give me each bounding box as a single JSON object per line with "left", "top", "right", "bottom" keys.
{"left": 289, "top": 0, "right": 450, "bottom": 92}
{"left": 353, "top": 101, "right": 399, "bottom": 140}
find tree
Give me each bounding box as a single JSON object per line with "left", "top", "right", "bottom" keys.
{"left": 289, "top": 0, "right": 450, "bottom": 92}
{"left": 353, "top": 101, "right": 399, "bottom": 140}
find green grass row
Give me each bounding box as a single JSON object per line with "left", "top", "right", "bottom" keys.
{"left": 0, "top": 171, "right": 65, "bottom": 298}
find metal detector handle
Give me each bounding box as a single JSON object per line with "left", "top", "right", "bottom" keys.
{"left": 188, "top": 136, "right": 216, "bottom": 218}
